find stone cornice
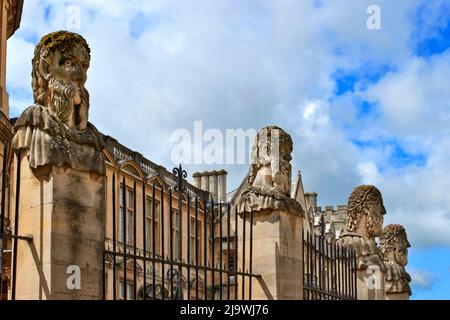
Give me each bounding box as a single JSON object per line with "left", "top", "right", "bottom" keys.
{"left": 6, "top": 0, "right": 23, "bottom": 39}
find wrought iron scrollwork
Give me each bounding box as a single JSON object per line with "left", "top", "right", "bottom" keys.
{"left": 173, "top": 164, "right": 187, "bottom": 193}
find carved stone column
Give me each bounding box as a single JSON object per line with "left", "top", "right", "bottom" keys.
{"left": 11, "top": 31, "right": 105, "bottom": 300}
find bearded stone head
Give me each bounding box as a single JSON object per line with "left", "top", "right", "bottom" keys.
{"left": 248, "top": 126, "right": 293, "bottom": 196}
{"left": 346, "top": 185, "right": 386, "bottom": 238}
{"left": 381, "top": 224, "right": 410, "bottom": 267}
{"left": 32, "top": 31, "right": 90, "bottom": 130}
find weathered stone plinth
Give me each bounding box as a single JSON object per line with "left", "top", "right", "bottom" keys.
{"left": 356, "top": 268, "right": 385, "bottom": 300}
{"left": 13, "top": 154, "right": 105, "bottom": 300}
{"left": 237, "top": 206, "right": 304, "bottom": 300}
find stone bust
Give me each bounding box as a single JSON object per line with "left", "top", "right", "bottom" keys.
{"left": 381, "top": 224, "right": 412, "bottom": 296}
{"left": 237, "top": 126, "right": 302, "bottom": 215}
{"left": 248, "top": 125, "right": 293, "bottom": 196}
{"left": 337, "top": 185, "right": 386, "bottom": 271}
{"left": 12, "top": 31, "right": 105, "bottom": 174}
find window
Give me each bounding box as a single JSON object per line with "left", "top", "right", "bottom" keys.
{"left": 145, "top": 197, "right": 160, "bottom": 253}
{"left": 172, "top": 210, "right": 181, "bottom": 260}
{"left": 119, "top": 185, "right": 134, "bottom": 245}
{"left": 190, "top": 218, "right": 201, "bottom": 264}
{"left": 118, "top": 281, "right": 134, "bottom": 300}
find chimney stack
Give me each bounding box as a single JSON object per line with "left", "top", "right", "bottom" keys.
{"left": 217, "top": 169, "right": 227, "bottom": 202}
{"left": 193, "top": 172, "right": 201, "bottom": 189}
{"left": 192, "top": 169, "right": 228, "bottom": 203}
{"left": 305, "top": 192, "right": 318, "bottom": 212}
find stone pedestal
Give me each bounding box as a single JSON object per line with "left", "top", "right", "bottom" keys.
{"left": 356, "top": 268, "right": 386, "bottom": 300}
{"left": 238, "top": 208, "right": 304, "bottom": 300}
{"left": 13, "top": 154, "right": 105, "bottom": 300}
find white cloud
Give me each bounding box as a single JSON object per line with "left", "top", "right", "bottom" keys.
{"left": 357, "top": 162, "right": 380, "bottom": 185}
{"left": 367, "top": 51, "right": 450, "bottom": 137}
{"left": 409, "top": 268, "right": 437, "bottom": 290}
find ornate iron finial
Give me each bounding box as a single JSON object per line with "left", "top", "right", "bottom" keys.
{"left": 173, "top": 164, "right": 187, "bottom": 193}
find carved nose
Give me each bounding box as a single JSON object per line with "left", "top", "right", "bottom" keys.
{"left": 72, "top": 64, "right": 85, "bottom": 82}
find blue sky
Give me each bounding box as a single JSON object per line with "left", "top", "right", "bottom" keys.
{"left": 6, "top": 0, "right": 450, "bottom": 299}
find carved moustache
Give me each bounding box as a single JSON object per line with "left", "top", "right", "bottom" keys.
{"left": 48, "top": 77, "right": 88, "bottom": 130}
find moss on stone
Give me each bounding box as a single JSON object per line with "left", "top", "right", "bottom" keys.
{"left": 39, "top": 30, "right": 90, "bottom": 56}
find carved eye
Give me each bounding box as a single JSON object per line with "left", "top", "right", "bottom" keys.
{"left": 63, "top": 60, "right": 73, "bottom": 67}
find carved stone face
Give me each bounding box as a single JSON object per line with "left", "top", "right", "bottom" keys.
{"left": 32, "top": 31, "right": 91, "bottom": 130}
{"left": 393, "top": 237, "right": 409, "bottom": 266}
{"left": 45, "top": 44, "right": 90, "bottom": 129}
{"left": 381, "top": 224, "right": 410, "bottom": 266}
{"left": 367, "top": 197, "right": 385, "bottom": 237}
{"left": 249, "top": 126, "right": 293, "bottom": 196}
{"left": 47, "top": 43, "right": 89, "bottom": 96}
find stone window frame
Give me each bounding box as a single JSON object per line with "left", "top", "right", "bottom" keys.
{"left": 145, "top": 197, "right": 160, "bottom": 254}
{"left": 118, "top": 184, "right": 134, "bottom": 245}
{"left": 189, "top": 217, "right": 202, "bottom": 264}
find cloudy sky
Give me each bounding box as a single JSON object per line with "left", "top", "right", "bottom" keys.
{"left": 7, "top": 0, "right": 450, "bottom": 299}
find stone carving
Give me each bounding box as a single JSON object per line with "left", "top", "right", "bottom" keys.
{"left": 12, "top": 31, "right": 105, "bottom": 174}
{"left": 337, "top": 185, "right": 386, "bottom": 271}
{"left": 237, "top": 126, "right": 303, "bottom": 215}
{"left": 381, "top": 224, "right": 412, "bottom": 296}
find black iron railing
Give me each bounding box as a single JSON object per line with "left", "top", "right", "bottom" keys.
{"left": 302, "top": 219, "right": 357, "bottom": 300}
{"left": 0, "top": 148, "right": 32, "bottom": 300}
{"left": 103, "top": 164, "right": 258, "bottom": 300}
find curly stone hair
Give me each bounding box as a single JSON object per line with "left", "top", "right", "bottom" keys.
{"left": 32, "top": 30, "right": 90, "bottom": 105}
{"left": 380, "top": 224, "right": 410, "bottom": 252}
{"left": 346, "top": 185, "right": 385, "bottom": 233}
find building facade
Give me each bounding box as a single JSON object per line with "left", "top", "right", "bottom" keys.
{"left": 0, "top": 0, "right": 22, "bottom": 301}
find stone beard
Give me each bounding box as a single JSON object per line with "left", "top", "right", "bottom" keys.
{"left": 12, "top": 31, "right": 104, "bottom": 174}
{"left": 47, "top": 77, "right": 89, "bottom": 130}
